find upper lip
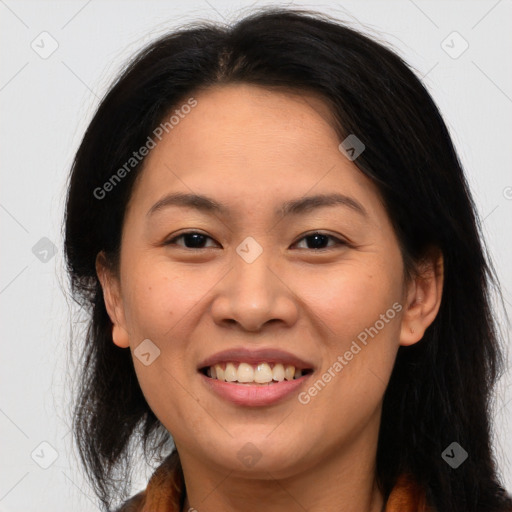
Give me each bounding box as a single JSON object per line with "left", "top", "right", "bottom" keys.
{"left": 197, "top": 347, "right": 315, "bottom": 371}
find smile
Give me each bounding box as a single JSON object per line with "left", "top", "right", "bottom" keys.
{"left": 200, "top": 361, "right": 313, "bottom": 384}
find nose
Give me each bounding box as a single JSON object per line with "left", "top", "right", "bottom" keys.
{"left": 210, "top": 247, "right": 299, "bottom": 333}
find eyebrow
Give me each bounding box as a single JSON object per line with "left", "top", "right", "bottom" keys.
{"left": 146, "top": 192, "right": 368, "bottom": 219}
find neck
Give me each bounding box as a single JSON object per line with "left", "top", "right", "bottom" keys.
{"left": 178, "top": 424, "right": 384, "bottom": 512}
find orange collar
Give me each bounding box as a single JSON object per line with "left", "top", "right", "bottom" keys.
{"left": 117, "top": 452, "right": 428, "bottom": 512}
{"left": 384, "top": 473, "right": 429, "bottom": 511}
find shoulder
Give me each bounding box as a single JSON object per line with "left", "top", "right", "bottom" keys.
{"left": 113, "top": 451, "right": 182, "bottom": 512}
{"left": 114, "top": 490, "right": 145, "bottom": 512}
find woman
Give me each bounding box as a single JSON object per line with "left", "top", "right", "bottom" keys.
{"left": 63, "top": 6, "right": 512, "bottom": 512}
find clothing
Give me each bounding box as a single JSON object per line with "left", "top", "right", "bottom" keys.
{"left": 116, "top": 450, "right": 429, "bottom": 512}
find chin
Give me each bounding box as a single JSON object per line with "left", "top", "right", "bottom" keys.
{"left": 199, "top": 435, "right": 310, "bottom": 476}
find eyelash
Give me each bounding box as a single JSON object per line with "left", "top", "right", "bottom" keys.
{"left": 164, "top": 231, "right": 348, "bottom": 252}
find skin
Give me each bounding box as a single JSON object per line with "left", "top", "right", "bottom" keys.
{"left": 96, "top": 83, "right": 443, "bottom": 512}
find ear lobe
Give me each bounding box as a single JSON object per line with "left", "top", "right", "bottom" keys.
{"left": 95, "top": 251, "right": 130, "bottom": 348}
{"left": 399, "top": 248, "right": 444, "bottom": 346}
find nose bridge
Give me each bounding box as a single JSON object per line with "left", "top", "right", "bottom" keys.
{"left": 211, "top": 236, "right": 297, "bottom": 331}
{"left": 232, "top": 237, "right": 279, "bottom": 307}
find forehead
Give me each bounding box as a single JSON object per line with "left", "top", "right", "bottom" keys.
{"left": 126, "top": 83, "right": 383, "bottom": 221}
{"left": 156, "top": 83, "right": 341, "bottom": 164}
{"left": 188, "top": 82, "right": 339, "bottom": 131}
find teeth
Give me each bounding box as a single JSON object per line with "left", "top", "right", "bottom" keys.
{"left": 225, "top": 362, "right": 237, "bottom": 382}
{"left": 206, "top": 362, "right": 307, "bottom": 383}
{"left": 273, "top": 363, "right": 285, "bottom": 382}
{"left": 285, "top": 365, "right": 295, "bottom": 381}
{"left": 237, "top": 362, "right": 254, "bottom": 383}
{"left": 254, "top": 363, "right": 273, "bottom": 383}
{"left": 215, "top": 364, "right": 224, "bottom": 381}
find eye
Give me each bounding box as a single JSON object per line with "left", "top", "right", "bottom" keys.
{"left": 292, "top": 232, "right": 347, "bottom": 251}
{"left": 164, "top": 231, "right": 219, "bottom": 249}
{"left": 165, "top": 231, "right": 347, "bottom": 251}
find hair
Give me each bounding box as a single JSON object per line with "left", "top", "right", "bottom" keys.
{"left": 63, "top": 6, "right": 512, "bottom": 512}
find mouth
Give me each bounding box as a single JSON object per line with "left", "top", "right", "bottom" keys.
{"left": 197, "top": 347, "right": 315, "bottom": 406}
{"left": 199, "top": 362, "right": 314, "bottom": 385}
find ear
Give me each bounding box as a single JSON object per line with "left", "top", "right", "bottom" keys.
{"left": 399, "top": 247, "right": 444, "bottom": 346}
{"left": 95, "top": 251, "right": 130, "bottom": 348}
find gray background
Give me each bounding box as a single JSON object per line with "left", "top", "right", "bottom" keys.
{"left": 1, "top": 0, "right": 511, "bottom": 510}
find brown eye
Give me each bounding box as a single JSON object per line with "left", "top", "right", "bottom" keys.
{"left": 293, "top": 232, "right": 347, "bottom": 251}
{"left": 165, "top": 231, "right": 219, "bottom": 249}
{"left": 164, "top": 231, "right": 347, "bottom": 251}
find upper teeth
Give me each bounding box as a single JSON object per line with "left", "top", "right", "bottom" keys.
{"left": 207, "top": 362, "right": 303, "bottom": 383}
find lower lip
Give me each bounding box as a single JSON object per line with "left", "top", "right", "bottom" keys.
{"left": 199, "top": 372, "right": 311, "bottom": 407}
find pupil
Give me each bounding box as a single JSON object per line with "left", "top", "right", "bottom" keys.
{"left": 185, "top": 233, "right": 206, "bottom": 248}
{"left": 308, "top": 234, "right": 328, "bottom": 249}
{"left": 183, "top": 233, "right": 328, "bottom": 249}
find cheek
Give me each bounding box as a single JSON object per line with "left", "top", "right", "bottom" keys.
{"left": 294, "top": 260, "right": 403, "bottom": 419}
{"left": 296, "top": 260, "right": 403, "bottom": 341}
{"left": 122, "top": 264, "right": 201, "bottom": 427}
{"left": 122, "top": 263, "right": 202, "bottom": 340}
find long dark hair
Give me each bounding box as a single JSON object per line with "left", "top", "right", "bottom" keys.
{"left": 63, "top": 6, "right": 512, "bottom": 511}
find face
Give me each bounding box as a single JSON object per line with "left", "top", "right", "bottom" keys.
{"left": 97, "top": 83, "right": 441, "bottom": 479}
